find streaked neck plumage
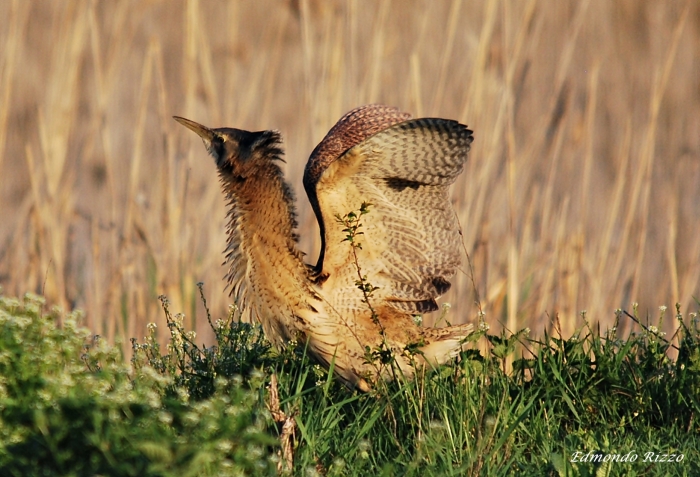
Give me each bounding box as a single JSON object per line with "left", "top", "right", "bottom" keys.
{"left": 218, "top": 153, "right": 311, "bottom": 345}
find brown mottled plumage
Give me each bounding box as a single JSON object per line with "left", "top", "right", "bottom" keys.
{"left": 174, "top": 105, "right": 474, "bottom": 391}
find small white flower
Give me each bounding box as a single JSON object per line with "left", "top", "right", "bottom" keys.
{"left": 358, "top": 439, "right": 371, "bottom": 459}
{"left": 158, "top": 411, "right": 173, "bottom": 425}
{"left": 305, "top": 466, "right": 322, "bottom": 477}
{"left": 216, "top": 440, "right": 233, "bottom": 452}
{"left": 429, "top": 419, "right": 446, "bottom": 430}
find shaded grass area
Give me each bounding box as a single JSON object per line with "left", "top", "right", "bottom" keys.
{"left": 1, "top": 291, "right": 699, "bottom": 476}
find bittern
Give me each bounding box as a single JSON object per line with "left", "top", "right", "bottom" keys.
{"left": 175, "top": 105, "right": 474, "bottom": 391}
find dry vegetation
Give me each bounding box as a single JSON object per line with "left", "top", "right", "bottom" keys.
{"left": 0, "top": 0, "right": 698, "bottom": 347}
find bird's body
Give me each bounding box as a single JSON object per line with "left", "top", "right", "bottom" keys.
{"left": 175, "top": 105, "right": 474, "bottom": 391}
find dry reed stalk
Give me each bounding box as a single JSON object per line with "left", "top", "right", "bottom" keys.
{"left": 267, "top": 374, "right": 296, "bottom": 474}
{"left": 502, "top": 0, "right": 538, "bottom": 333}
{"left": 0, "top": 0, "right": 29, "bottom": 175}
{"left": 590, "top": 121, "right": 632, "bottom": 320}
{"left": 409, "top": 54, "right": 424, "bottom": 117}
{"left": 430, "top": 0, "right": 463, "bottom": 113}
{"left": 460, "top": 0, "right": 497, "bottom": 123}
{"left": 629, "top": 5, "right": 689, "bottom": 303}
{"left": 365, "top": 0, "right": 390, "bottom": 105}
{"left": 573, "top": 61, "right": 600, "bottom": 327}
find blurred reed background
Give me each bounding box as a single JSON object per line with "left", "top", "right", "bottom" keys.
{"left": 0, "top": 0, "right": 698, "bottom": 348}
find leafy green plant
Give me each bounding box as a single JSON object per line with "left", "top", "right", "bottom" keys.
{"left": 0, "top": 292, "right": 277, "bottom": 477}
{"left": 336, "top": 202, "right": 394, "bottom": 368}
{"left": 131, "top": 284, "right": 273, "bottom": 400}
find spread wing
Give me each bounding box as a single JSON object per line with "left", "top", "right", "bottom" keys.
{"left": 303, "top": 105, "right": 473, "bottom": 316}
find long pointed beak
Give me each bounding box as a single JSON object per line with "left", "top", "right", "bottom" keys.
{"left": 173, "top": 116, "right": 216, "bottom": 145}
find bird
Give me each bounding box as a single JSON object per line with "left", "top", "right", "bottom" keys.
{"left": 174, "top": 104, "right": 474, "bottom": 391}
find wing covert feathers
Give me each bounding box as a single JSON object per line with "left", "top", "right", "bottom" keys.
{"left": 306, "top": 112, "right": 474, "bottom": 317}
{"left": 304, "top": 105, "right": 413, "bottom": 187}
{"left": 304, "top": 105, "right": 413, "bottom": 272}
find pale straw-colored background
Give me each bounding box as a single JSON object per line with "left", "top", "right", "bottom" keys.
{"left": 0, "top": 1, "right": 698, "bottom": 347}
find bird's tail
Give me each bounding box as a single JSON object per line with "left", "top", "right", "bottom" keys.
{"left": 420, "top": 323, "right": 475, "bottom": 365}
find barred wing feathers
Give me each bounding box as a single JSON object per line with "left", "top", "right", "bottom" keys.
{"left": 306, "top": 115, "right": 473, "bottom": 317}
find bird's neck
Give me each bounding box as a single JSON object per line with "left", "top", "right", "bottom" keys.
{"left": 219, "top": 163, "right": 310, "bottom": 343}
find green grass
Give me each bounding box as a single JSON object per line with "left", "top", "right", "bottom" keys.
{"left": 1, "top": 291, "right": 699, "bottom": 476}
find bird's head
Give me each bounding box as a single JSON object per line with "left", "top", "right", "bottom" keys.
{"left": 174, "top": 116, "right": 284, "bottom": 180}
